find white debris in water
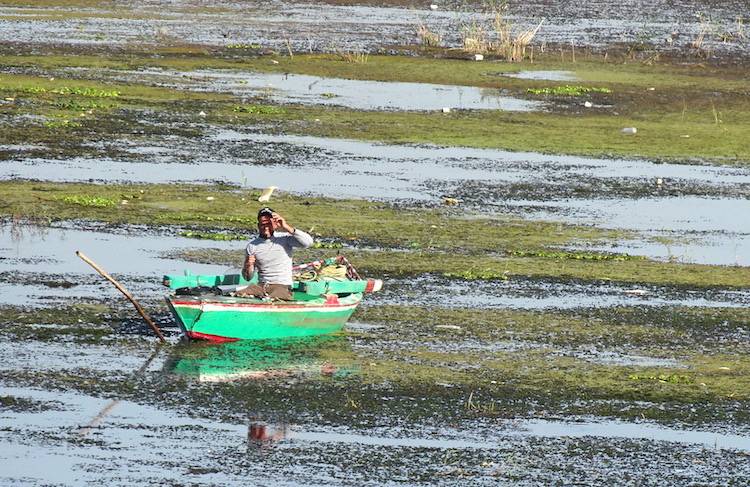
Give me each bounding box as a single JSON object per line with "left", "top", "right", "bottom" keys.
{"left": 436, "top": 324, "right": 462, "bottom": 330}
{"left": 584, "top": 101, "right": 593, "bottom": 108}
{"left": 623, "top": 289, "right": 648, "bottom": 296}
{"left": 621, "top": 127, "right": 637, "bottom": 135}
{"left": 198, "top": 111, "right": 206, "bottom": 117}
{"left": 430, "top": 4, "right": 438, "bottom": 10}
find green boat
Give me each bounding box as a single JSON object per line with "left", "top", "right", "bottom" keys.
{"left": 163, "top": 256, "right": 382, "bottom": 342}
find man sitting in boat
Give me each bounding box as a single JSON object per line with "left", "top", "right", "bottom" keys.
{"left": 237, "top": 207, "right": 314, "bottom": 300}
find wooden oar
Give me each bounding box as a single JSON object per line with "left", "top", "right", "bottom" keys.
{"left": 76, "top": 250, "right": 165, "bottom": 343}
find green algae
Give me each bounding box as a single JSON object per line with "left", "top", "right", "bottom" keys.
{"left": 0, "top": 304, "right": 115, "bottom": 343}
{"left": 526, "top": 85, "right": 612, "bottom": 96}
{"left": 179, "top": 230, "right": 245, "bottom": 241}
{"left": 61, "top": 195, "right": 118, "bottom": 208}
{"left": 232, "top": 104, "right": 285, "bottom": 115}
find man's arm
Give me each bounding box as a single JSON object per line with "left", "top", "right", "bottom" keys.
{"left": 273, "top": 212, "right": 314, "bottom": 248}
{"left": 242, "top": 254, "right": 256, "bottom": 281}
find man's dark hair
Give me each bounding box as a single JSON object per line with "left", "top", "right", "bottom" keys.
{"left": 257, "top": 207, "right": 274, "bottom": 219}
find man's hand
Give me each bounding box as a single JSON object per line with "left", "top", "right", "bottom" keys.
{"left": 242, "top": 254, "right": 256, "bottom": 281}
{"left": 272, "top": 212, "right": 295, "bottom": 234}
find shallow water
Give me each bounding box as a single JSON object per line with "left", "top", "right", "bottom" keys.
{"left": 374, "top": 274, "right": 750, "bottom": 310}
{"left": 2, "top": 385, "right": 749, "bottom": 486}
{"left": 0, "top": 223, "right": 239, "bottom": 306}
{"left": 79, "top": 67, "right": 544, "bottom": 112}
{"left": 501, "top": 70, "right": 577, "bottom": 81}
{"left": 2, "top": 222, "right": 746, "bottom": 310}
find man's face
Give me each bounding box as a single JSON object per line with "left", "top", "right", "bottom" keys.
{"left": 258, "top": 215, "right": 276, "bottom": 238}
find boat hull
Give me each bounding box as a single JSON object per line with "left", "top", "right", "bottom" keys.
{"left": 167, "top": 293, "right": 362, "bottom": 342}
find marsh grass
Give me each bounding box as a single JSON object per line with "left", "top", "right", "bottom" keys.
{"left": 338, "top": 50, "right": 369, "bottom": 64}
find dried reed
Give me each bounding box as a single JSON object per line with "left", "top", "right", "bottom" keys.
{"left": 416, "top": 20, "right": 442, "bottom": 47}
{"left": 338, "top": 50, "right": 369, "bottom": 64}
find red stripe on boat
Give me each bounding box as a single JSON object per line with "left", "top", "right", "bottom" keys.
{"left": 170, "top": 300, "right": 356, "bottom": 309}
{"left": 187, "top": 331, "right": 240, "bottom": 343}
{"left": 364, "top": 279, "right": 375, "bottom": 293}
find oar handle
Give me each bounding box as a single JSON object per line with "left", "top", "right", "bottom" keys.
{"left": 76, "top": 251, "right": 166, "bottom": 342}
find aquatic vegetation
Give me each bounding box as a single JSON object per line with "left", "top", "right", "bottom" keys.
{"left": 226, "top": 43, "right": 261, "bottom": 49}
{"left": 52, "top": 99, "right": 110, "bottom": 111}
{"left": 43, "top": 119, "right": 82, "bottom": 129}
{"left": 628, "top": 373, "right": 694, "bottom": 384}
{"left": 61, "top": 195, "right": 116, "bottom": 207}
{"left": 19, "top": 86, "right": 48, "bottom": 94}
{"left": 179, "top": 230, "right": 245, "bottom": 241}
{"left": 312, "top": 241, "right": 344, "bottom": 249}
{"left": 232, "top": 104, "right": 285, "bottom": 114}
{"left": 53, "top": 86, "right": 120, "bottom": 97}
{"left": 442, "top": 269, "right": 509, "bottom": 281}
{"left": 527, "top": 85, "right": 612, "bottom": 96}
{"left": 509, "top": 250, "right": 643, "bottom": 261}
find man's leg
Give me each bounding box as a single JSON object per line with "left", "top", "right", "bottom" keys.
{"left": 266, "top": 284, "right": 293, "bottom": 301}
{"left": 234, "top": 284, "right": 266, "bottom": 297}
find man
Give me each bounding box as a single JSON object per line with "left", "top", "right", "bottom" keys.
{"left": 237, "top": 207, "right": 314, "bottom": 300}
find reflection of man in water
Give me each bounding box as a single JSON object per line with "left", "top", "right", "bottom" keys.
{"left": 238, "top": 207, "right": 314, "bottom": 300}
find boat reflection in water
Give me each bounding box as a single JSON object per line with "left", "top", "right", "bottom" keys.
{"left": 248, "top": 422, "right": 288, "bottom": 445}
{"left": 165, "top": 335, "right": 357, "bottom": 383}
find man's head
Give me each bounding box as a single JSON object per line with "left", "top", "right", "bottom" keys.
{"left": 257, "top": 207, "right": 277, "bottom": 239}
